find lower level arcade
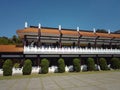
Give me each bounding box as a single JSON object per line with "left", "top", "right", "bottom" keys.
{"left": 0, "top": 53, "right": 119, "bottom": 68}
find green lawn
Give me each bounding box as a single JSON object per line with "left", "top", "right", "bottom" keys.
{"left": 0, "top": 70, "right": 120, "bottom": 80}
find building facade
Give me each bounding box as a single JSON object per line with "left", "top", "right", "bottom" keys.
{"left": 0, "top": 25, "right": 120, "bottom": 67}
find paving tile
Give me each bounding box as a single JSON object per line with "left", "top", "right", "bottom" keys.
{"left": 0, "top": 72, "right": 120, "bottom": 90}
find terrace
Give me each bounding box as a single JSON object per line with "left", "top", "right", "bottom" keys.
{"left": 24, "top": 46, "right": 120, "bottom": 55}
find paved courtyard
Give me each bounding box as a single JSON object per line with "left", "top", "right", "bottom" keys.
{"left": 0, "top": 72, "right": 120, "bottom": 90}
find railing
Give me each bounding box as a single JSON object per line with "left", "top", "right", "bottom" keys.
{"left": 24, "top": 46, "right": 120, "bottom": 54}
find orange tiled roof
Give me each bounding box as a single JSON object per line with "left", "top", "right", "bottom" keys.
{"left": 17, "top": 27, "right": 120, "bottom": 39}
{"left": 17, "top": 28, "right": 60, "bottom": 34}
{"left": 17, "top": 28, "right": 38, "bottom": 33}
{"left": 41, "top": 28, "right": 60, "bottom": 35}
{"left": 61, "top": 30, "right": 79, "bottom": 36}
{"left": 79, "top": 31, "right": 96, "bottom": 37}
{"left": 110, "top": 33, "right": 120, "bottom": 38}
{"left": 0, "top": 45, "right": 23, "bottom": 52}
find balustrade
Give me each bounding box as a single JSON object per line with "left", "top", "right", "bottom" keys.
{"left": 24, "top": 46, "right": 120, "bottom": 54}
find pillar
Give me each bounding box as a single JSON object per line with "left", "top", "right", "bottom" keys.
{"left": 79, "top": 54, "right": 81, "bottom": 65}
{"left": 94, "top": 39, "right": 97, "bottom": 48}
{"left": 96, "top": 55, "right": 99, "bottom": 65}
{"left": 24, "top": 35, "right": 27, "bottom": 46}
{"left": 109, "top": 41, "right": 112, "bottom": 49}
{"left": 59, "top": 33, "right": 62, "bottom": 48}
{"left": 59, "top": 54, "right": 62, "bottom": 58}
{"left": 96, "top": 54, "right": 100, "bottom": 70}
{"left": 38, "top": 28, "right": 41, "bottom": 47}
{"left": 0, "top": 54, "right": 2, "bottom": 68}
{"left": 37, "top": 55, "right": 40, "bottom": 66}
{"left": 20, "top": 54, "right": 25, "bottom": 68}
{"left": 77, "top": 32, "right": 82, "bottom": 48}
{"left": 78, "top": 37, "right": 80, "bottom": 48}
{"left": 94, "top": 36, "right": 99, "bottom": 48}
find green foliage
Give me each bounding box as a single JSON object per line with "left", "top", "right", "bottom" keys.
{"left": 22, "top": 59, "right": 32, "bottom": 75}
{"left": 99, "top": 58, "right": 108, "bottom": 70}
{"left": 111, "top": 58, "right": 120, "bottom": 69}
{"left": 0, "top": 37, "right": 12, "bottom": 45}
{"left": 0, "top": 35, "right": 22, "bottom": 45}
{"left": 3, "top": 59, "right": 13, "bottom": 76}
{"left": 87, "top": 58, "right": 95, "bottom": 71}
{"left": 14, "top": 63, "right": 20, "bottom": 68}
{"left": 58, "top": 58, "right": 65, "bottom": 73}
{"left": 96, "top": 29, "right": 108, "bottom": 33}
{"left": 73, "top": 58, "right": 81, "bottom": 72}
{"left": 12, "top": 35, "right": 22, "bottom": 44}
{"left": 40, "top": 58, "right": 49, "bottom": 74}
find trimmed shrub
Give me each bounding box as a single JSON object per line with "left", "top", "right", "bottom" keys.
{"left": 22, "top": 59, "right": 32, "bottom": 75}
{"left": 99, "top": 58, "right": 108, "bottom": 70}
{"left": 58, "top": 58, "right": 65, "bottom": 73}
{"left": 111, "top": 58, "right": 120, "bottom": 69}
{"left": 3, "top": 59, "right": 13, "bottom": 76}
{"left": 73, "top": 58, "right": 81, "bottom": 72}
{"left": 40, "top": 58, "right": 49, "bottom": 74}
{"left": 87, "top": 58, "right": 95, "bottom": 71}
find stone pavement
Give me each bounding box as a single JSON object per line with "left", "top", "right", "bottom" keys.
{"left": 0, "top": 72, "right": 120, "bottom": 90}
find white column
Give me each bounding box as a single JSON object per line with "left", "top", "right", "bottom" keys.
{"left": 108, "top": 29, "right": 110, "bottom": 34}
{"left": 59, "top": 25, "right": 61, "bottom": 30}
{"left": 25, "top": 22, "right": 28, "bottom": 28}
{"left": 93, "top": 28, "right": 96, "bottom": 33}
{"left": 77, "top": 27, "right": 79, "bottom": 32}
{"left": 38, "top": 23, "right": 41, "bottom": 29}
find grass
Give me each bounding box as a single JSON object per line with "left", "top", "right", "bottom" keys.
{"left": 0, "top": 70, "right": 120, "bottom": 80}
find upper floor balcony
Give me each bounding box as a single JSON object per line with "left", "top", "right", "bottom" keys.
{"left": 24, "top": 46, "right": 120, "bottom": 55}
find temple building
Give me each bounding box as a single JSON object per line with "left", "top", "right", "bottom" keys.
{"left": 0, "top": 23, "right": 120, "bottom": 67}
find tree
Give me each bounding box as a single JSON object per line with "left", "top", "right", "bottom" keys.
{"left": 114, "top": 30, "right": 120, "bottom": 34}
{"left": 3, "top": 59, "right": 13, "bottom": 76}
{"left": 111, "top": 58, "right": 120, "bottom": 69}
{"left": 40, "top": 58, "right": 49, "bottom": 74}
{"left": 58, "top": 58, "right": 65, "bottom": 73}
{"left": 0, "top": 37, "right": 10, "bottom": 44}
{"left": 12, "top": 35, "right": 17, "bottom": 44}
{"left": 12, "top": 35, "right": 22, "bottom": 44}
{"left": 0, "top": 36, "right": 22, "bottom": 45}
{"left": 22, "top": 59, "right": 32, "bottom": 75}
{"left": 87, "top": 58, "right": 95, "bottom": 71}
{"left": 99, "top": 58, "right": 108, "bottom": 70}
{"left": 73, "top": 58, "right": 81, "bottom": 72}
{"left": 96, "top": 29, "right": 108, "bottom": 33}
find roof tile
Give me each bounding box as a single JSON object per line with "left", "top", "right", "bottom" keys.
{"left": 0, "top": 45, "right": 23, "bottom": 52}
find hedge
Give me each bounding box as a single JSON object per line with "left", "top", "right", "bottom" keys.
{"left": 99, "top": 58, "right": 108, "bottom": 70}
{"left": 40, "top": 58, "right": 49, "bottom": 74}
{"left": 111, "top": 58, "right": 120, "bottom": 69}
{"left": 73, "top": 58, "right": 81, "bottom": 72}
{"left": 3, "top": 59, "right": 13, "bottom": 76}
{"left": 87, "top": 58, "right": 95, "bottom": 71}
{"left": 22, "top": 59, "right": 32, "bottom": 75}
{"left": 58, "top": 58, "right": 65, "bottom": 73}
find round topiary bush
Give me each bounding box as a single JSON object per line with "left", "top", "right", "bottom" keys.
{"left": 58, "top": 58, "right": 65, "bottom": 73}
{"left": 3, "top": 59, "right": 13, "bottom": 76}
{"left": 73, "top": 58, "right": 81, "bottom": 72}
{"left": 87, "top": 58, "right": 95, "bottom": 71}
{"left": 40, "top": 58, "right": 49, "bottom": 74}
{"left": 111, "top": 58, "right": 120, "bottom": 69}
{"left": 22, "top": 59, "right": 32, "bottom": 75}
{"left": 99, "top": 58, "right": 108, "bottom": 70}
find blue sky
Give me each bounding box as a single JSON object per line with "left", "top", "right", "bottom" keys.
{"left": 0, "top": 0, "right": 120, "bottom": 37}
